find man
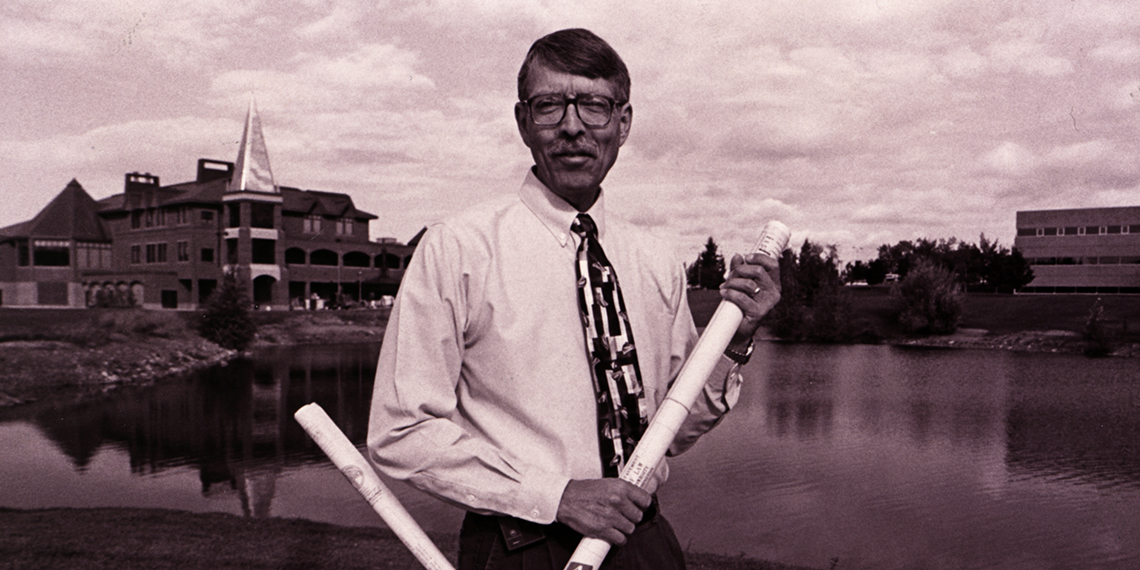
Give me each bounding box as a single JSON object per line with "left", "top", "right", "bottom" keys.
{"left": 367, "top": 28, "right": 780, "bottom": 570}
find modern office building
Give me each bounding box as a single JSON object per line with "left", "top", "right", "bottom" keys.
{"left": 0, "top": 104, "right": 418, "bottom": 310}
{"left": 1014, "top": 206, "right": 1140, "bottom": 294}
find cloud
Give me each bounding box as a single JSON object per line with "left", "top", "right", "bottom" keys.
{"left": 4, "top": 0, "right": 1140, "bottom": 263}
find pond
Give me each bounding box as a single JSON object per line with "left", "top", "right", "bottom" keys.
{"left": 1, "top": 342, "right": 1138, "bottom": 570}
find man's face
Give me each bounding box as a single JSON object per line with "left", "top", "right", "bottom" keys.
{"left": 515, "top": 63, "right": 632, "bottom": 211}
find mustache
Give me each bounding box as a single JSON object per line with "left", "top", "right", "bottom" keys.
{"left": 550, "top": 141, "right": 598, "bottom": 157}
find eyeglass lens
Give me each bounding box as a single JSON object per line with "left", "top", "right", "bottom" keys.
{"left": 529, "top": 95, "right": 615, "bottom": 127}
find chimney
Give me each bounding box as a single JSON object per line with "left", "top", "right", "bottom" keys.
{"left": 197, "top": 159, "right": 235, "bottom": 183}
{"left": 125, "top": 172, "right": 160, "bottom": 193}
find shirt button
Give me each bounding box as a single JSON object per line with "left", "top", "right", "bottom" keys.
{"left": 466, "top": 494, "right": 476, "bottom": 502}
{"left": 530, "top": 508, "right": 540, "bottom": 519}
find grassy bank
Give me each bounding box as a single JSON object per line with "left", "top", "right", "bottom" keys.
{"left": 690, "top": 287, "right": 1140, "bottom": 354}
{"left": 0, "top": 309, "right": 234, "bottom": 406}
{"left": 0, "top": 507, "right": 816, "bottom": 570}
{"left": 5, "top": 290, "right": 1140, "bottom": 405}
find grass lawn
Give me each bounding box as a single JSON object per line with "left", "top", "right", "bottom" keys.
{"left": 0, "top": 508, "right": 817, "bottom": 570}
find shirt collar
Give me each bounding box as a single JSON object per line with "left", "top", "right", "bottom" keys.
{"left": 519, "top": 168, "right": 606, "bottom": 248}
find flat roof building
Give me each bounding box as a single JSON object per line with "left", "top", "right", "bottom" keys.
{"left": 1014, "top": 206, "right": 1140, "bottom": 294}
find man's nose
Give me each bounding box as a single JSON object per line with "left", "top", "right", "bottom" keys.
{"left": 558, "top": 102, "right": 586, "bottom": 136}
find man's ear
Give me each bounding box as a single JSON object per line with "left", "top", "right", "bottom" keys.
{"left": 617, "top": 103, "right": 632, "bottom": 147}
{"left": 514, "top": 102, "right": 533, "bottom": 149}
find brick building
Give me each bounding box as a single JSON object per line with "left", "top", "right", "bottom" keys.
{"left": 1014, "top": 206, "right": 1140, "bottom": 294}
{"left": 0, "top": 104, "right": 418, "bottom": 310}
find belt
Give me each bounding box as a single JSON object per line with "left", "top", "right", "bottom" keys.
{"left": 470, "top": 495, "right": 660, "bottom": 553}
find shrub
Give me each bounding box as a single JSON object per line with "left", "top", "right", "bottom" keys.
{"left": 889, "top": 259, "right": 964, "bottom": 335}
{"left": 198, "top": 272, "right": 257, "bottom": 351}
{"left": 1083, "top": 297, "right": 1114, "bottom": 357}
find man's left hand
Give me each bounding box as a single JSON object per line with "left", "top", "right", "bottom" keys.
{"left": 719, "top": 252, "right": 781, "bottom": 346}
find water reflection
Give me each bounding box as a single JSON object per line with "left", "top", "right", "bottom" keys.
{"left": 662, "top": 343, "right": 1140, "bottom": 570}
{"left": 3, "top": 341, "right": 1140, "bottom": 569}
{"left": 17, "top": 344, "right": 380, "bottom": 519}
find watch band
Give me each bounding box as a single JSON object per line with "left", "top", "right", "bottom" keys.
{"left": 724, "top": 338, "right": 754, "bottom": 365}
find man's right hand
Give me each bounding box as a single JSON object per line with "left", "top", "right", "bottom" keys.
{"left": 555, "top": 478, "right": 652, "bottom": 545}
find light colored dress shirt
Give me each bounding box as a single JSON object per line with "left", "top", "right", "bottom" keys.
{"left": 367, "top": 171, "right": 743, "bottom": 524}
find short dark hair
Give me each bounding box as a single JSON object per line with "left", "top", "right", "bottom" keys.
{"left": 517, "top": 28, "right": 630, "bottom": 103}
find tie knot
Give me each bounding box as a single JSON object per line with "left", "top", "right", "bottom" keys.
{"left": 572, "top": 213, "right": 598, "bottom": 239}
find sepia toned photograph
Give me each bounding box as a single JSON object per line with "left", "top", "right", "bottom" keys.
{"left": 2, "top": 2, "right": 1139, "bottom": 569}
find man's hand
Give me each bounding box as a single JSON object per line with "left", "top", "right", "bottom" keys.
{"left": 720, "top": 252, "right": 782, "bottom": 346}
{"left": 556, "top": 478, "right": 652, "bottom": 545}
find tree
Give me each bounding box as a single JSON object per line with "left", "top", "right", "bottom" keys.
{"left": 687, "top": 237, "right": 726, "bottom": 289}
{"left": 198, "top": 271, "right": 258, "bottom": 350}
{"left": 889, "top": 258, "right": 964, "bottom": 335}
{"left": 768, "top": 240, "right": 876, "bottom": 342}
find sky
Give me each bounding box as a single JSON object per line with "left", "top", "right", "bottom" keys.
{"left": 2, "top": 0, "right": 1138, "bottom": 265}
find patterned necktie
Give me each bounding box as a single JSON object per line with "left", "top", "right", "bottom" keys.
{"left": 571, "top": 213, "right": 648, "bottom": 477}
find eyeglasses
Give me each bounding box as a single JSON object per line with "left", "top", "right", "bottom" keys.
{"left": 521, "top": 94, "right": 625, "bottom": 127}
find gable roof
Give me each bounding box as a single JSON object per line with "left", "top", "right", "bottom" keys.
{"left": 281, "top": 187, "right": 377, "bottom": 220}
{"left": 3, "top": 179, "right": 110, "bottom": 242}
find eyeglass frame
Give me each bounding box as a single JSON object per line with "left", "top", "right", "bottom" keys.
{"left": 519, "top": 93, "right": 628, "bottom": 127}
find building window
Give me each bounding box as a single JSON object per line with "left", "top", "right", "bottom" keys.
{"left": 77, "top": 243, "right": 111, "bottom": 269}
{"left": 201, "top": 248, "right": 215, "bottom": 262}
{"left": 251, "top": 239, "right": 276, "bottom": 264}
{"left": 336, "top": 219, "right": 353, "bottom": 236}
{"left": 251, "top": 203, "right": 275, "bottom": 229}
{"left": 155, "top": 208, "right": 166, "bottom": 227}
{"left": 18, "top": 242, "right": 29, "bottom": 266}
{"left": 227, "top": 204, "right": 241, "bottom": 228}
{"left": 303, "top": 215, "right": 321, "bottom": 234}
{"left": 146, "top": 244, "right": 157, "bottom": 263}
{"left": 1123, "top": 226, "right": 1131, "bottom": 235}
{"left": 1107, "top": 225, "right": 1122, "bottom": 234}
{"left": 1035, "top": 228, "right": 1044, "bottom": 237}
{"left": 177, "top": 241, "right": 190, "bottom": 262}
{"left": 201, "top": 210, "right": 215, "bottom": 222}
{"left": 1077, "top": 226, "right": 1086, "bottom": 236}
{"left": 145, "top": 209, "right": 154, "bottom": 228}
{"left": 131, "top": 211, "right": 142, "bottom": 229}
{"left": 131, "top": 245, "right": 141, "bottom": 264}
{"left": 285, "top": 248, "right": 306, "bottom": 265}
{"left": 1099, "top": 226, "right": 1108, "bottom": 235}
{"left": 226, "top": 239, "right": 238, "bottom": 264}
{"left": 32, "top": 240, "right": 71, "bottom": 267}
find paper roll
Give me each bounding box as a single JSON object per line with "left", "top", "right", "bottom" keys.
{"left": 294, "top": 403, "right": 455, "bottom": 570}
{"left": 563, "top": 221, "right": 790, "bottom": 570}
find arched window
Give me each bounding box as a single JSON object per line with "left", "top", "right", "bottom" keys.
{"left": 343, "top": 251, "right": 370, "bottom": 267}
{"left": 310, "top": 249, "right": 339, "bottom": 266}
{"left": 285, "top": 248, "right": 306, "bottom": 265}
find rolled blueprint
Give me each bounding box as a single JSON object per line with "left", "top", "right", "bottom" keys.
{"left": 294, "top": 403, "right": 455, "bottom": 570}
{"left": 564, "top": 221, "right": 790, "bottom": 570}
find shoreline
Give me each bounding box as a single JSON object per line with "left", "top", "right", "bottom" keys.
{"left": 3, "top": 303, "right": 1139, "bottom": 409}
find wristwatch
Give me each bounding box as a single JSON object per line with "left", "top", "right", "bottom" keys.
{"left": 723, "top": 338, "right": 754, "bottom": 365}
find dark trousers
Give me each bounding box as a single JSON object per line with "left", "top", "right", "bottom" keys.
{"left": 457, "top": 498, "right": 686, "bottom": 570}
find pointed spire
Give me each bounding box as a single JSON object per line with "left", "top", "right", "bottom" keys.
{"left": 229, "top": 97, "right": 277, "bottom": 193}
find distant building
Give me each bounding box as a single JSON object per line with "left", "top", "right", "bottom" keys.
{"left": 0, "top": 103, "right": 420, "bottom": 310}
{"left": 1014, "top": 206, "right": 1140, "bottom": 294}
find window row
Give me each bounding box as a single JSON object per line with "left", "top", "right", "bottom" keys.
{"left": 130, "top": 242, "right": 214, "bottom": 264}
{"left": 283, "top": 248, "right": 408, "bottom": 269}
{"left": 301, "top": 215, "right": 354, "bottom": 236}
{"left": 1017, "top": 224, "right": 1140, "bottom": 237}
{"left": 16, "top": 240, "right": 112, "bottom": 269}
{"left": 1026, "top": 256, "right": 1140, "bottom": 266}
{"left": 131, "top": 206, "right": 214, "bottom": 230}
